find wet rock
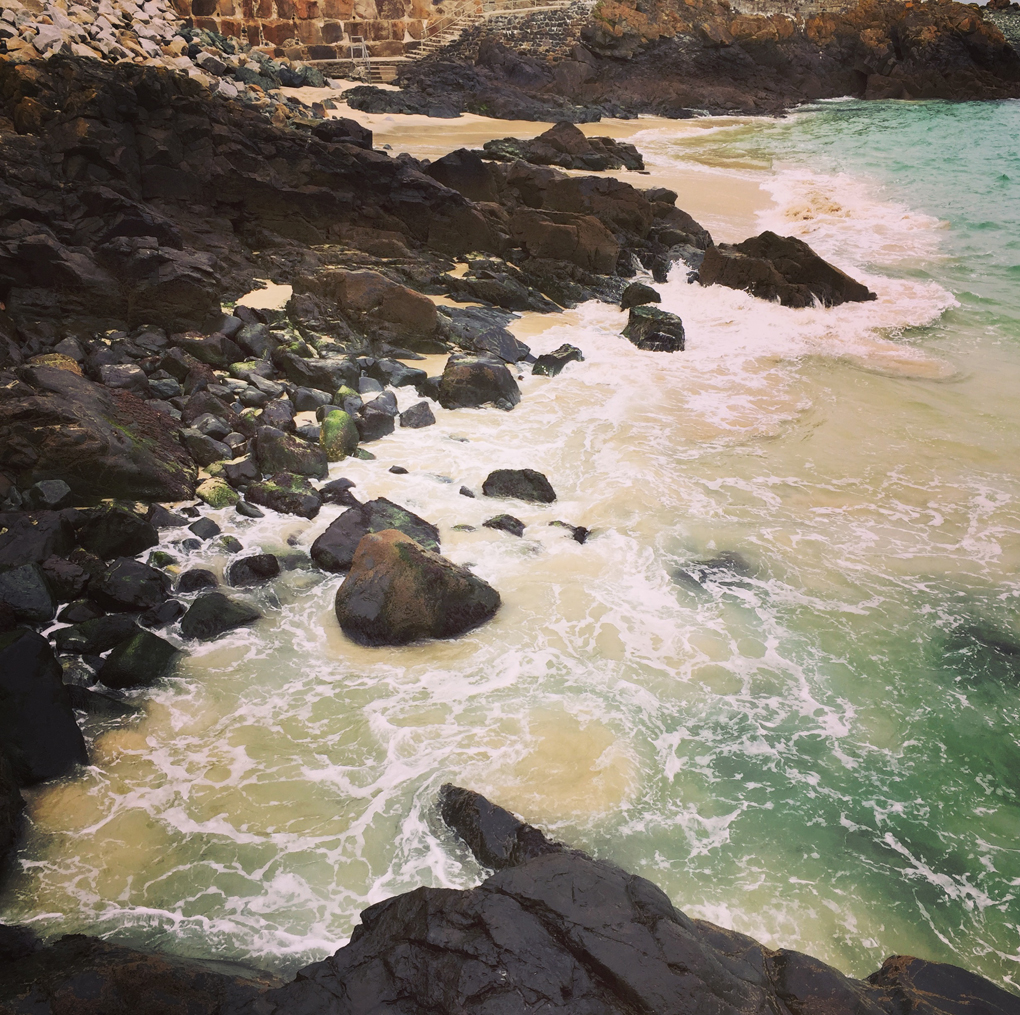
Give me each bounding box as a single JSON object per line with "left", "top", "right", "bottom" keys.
{"left": 139, "top": 599, "right": 186, "bottom": 629}
{"left": 320, "top": 478, "right": 359, "bottom": 507}
{"left": 180, "top": 592, "right": 261, "bottom": 641}
{"left": 0, "top": 511, "right": 75, "bottom": 568}
{"left": 58, "top": 599, "right": 105, "bottom": 625}
{"left": 0, "top": 753, "right": 24, "bottom": 874}
{"left": 99, "top": 362, "right": 149, "bottom": 396}
{"left": 460, "top": 486, "right": 476, "bottom": 498}
{"left": 77, "top": 506, "right": 159, "bottom": 560}
{"left": 367, "top": 359, "right": 429, "bottom": 390}
{"left": 673, "top": 551, "right": 757, "bottom": 590}
{"left": 532, "top": 344, "right": 584, "bottom": 377}
{"left": 293, "top": 386, "right": 332, "bottom": 412}
{"left": 188, "top": 517, "right": 221, "bottom": 541}
{"left": 0, "top": 563, "right": 55, "bottom": 623}
{"left": 66, "top": 685, "right": 140, "bottom": 718}
{"left": 274, "top": 352, "right": 360, "bottom": 394}
{"left": 480, "top": 121, "right": 644, "bottom": 172}
{"left": 311, "top": 497, "right": 440, "bottom": 573}
{"left": 260, "top": 398, "right": 296, "bottom": 432}
{"left": 399, "top": 401, "right": 436, "bottom": 429}
{"left": 550, "top": 520, "right": 590, "bottom": 544}
{"left": 334, "top": 530, "right": 501, "bottom": 646}
{"left": 698, "top": 231, "right": 877, "bottom": 308}
{"left": 0, "top": 367, "right": 196, "bottom": 504}
{"left": 177, "top": 569, "right": 219, "bottom": 594}
{"left": 222, "top": 454, "right": 260, "bottom": 488}
{"left": 220, "top": 536, "right": 244, "bottom": 555}
{"left": 98, "top": 630, "right": 181, "bottom": 690}
{"left": 53, "top": 614, "right": 138, "bottom": 655}
{"left": 254, "top": 427, "right": 328, "bottom": 479}
{"left": 620, "top": 281, "right": 661, "bottom": 310}
{"left": 623, "top": 305, "right": 686, "bottom": 352}
{"left": 440, "top": 306, "right": 531, "bottom": 364}
{"left": 40, "top": 555, "right": 91, "bottom": 602}
{"left": 227, "top": 554, "right": 281, "bottom": 587}
{"left": 196, "top": 477, "right": 239, "bottom": 508}
{"left": 439, "top": 353, "right": 521, "bottom": 411}
{"left": 484, "top": 514, "right": 525, "bottom": 537}
{"left": 171, "top": 331, "right": 243, "bottom": 368}
{"left": 236, "top": 501, "right": 265, "bottom": 519}
{"left": 320, "top": 409, "right": 360, "bottom": 461}
{"left": 356, "top": 405, "right": 397, "bottom": 443}
{"left": 22, "top": 479, "right": 73, "bottom": 511}
{"left": 148, "top": 504, "right": 189, "bottom": 529}
{"left": 181, "top": 427, "right": 234, "bottom": 467}
{"left": 311, "top": 116, "right": 373, "bottom": 149}
{"left": 482, "top": 469, "right": 556, "bottom": 503}
{"left": 0, "top": 629, "right": 87, "bottom": 785}
{"left": 246, "top": 473, "right": 322, "bottom": 519}
{"left": 89, "top": 557, "right": 172, "bottom": 613}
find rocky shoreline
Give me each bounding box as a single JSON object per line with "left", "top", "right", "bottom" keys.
{"left": 1, "top": 8, "right": 1019, "bottom": 1010}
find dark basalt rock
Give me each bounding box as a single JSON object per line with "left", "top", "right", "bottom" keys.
{"left": 425, "top": 148, "right": 500, "bottom": 202}
{"left": 177, "top": 569, "right": 219, "bottom": 594}
{"left": 77, "top": 506, "right": 159, "bottom": 560}
{"left": 89, "top": 557, "right": 172, "bottom": 613}
{"left": 532, "top": 344, "right": 584, "bottom": 377}
{"left": 246, "top": 473, "right": 322, "bottom": 519}
{"left": 319, "top": 478, "right": 359, "bottom": 507}
{"left": 22, "top": 479, "right": 73, "bottom": 511}
{"left": 334, "top": 530, "right": 501, "bottom": 646}
{"left": 0, "top": 754, "right": 24, "bottom": 876}
{"left": 399, "top": 401, "right": 437, "bottom": 429}
{"left": 53, "top": 614, "right": 139, "bottom": 655}
{"left": 698, "top": 232, "right": 877, "bottom": 308}
{"left": 98, "top": 630, "right": 181, "bottom": 690}
{"left": 66, "top": 685, "right": 140, "bottom": 718}
{"left": 439, "top": 352, "right": 522, "bottom": 411}
{"left": 551, "top": 520, "right": 590, "bottom": 544}
{"left": 0, "top": 511, "right": 75, "bottom": 569}
{"left": 483, "top": 514, "right": 525, "bottom": 537}
{"left": 227, "top": 554, "right": 281, "bottom": 587}
{"left": 274, "top": 352, "right": 359, "bottom": 394}
{"left": 620, "top": 281, "right": 661, "bottom": 310}
{"left": 439, "top": 306, "right": 531, "bottom": 364}
{"left": 180, "top": 592, "right": 261, "bottom": 641}
{"left": 479, "top": 121, "right": 645, "bottom": 171}
{"left": 0, "top": 629, "right": 87, "bottom": 786}
{"left": 482, "top": 468, "right": 557, "bottom": 503}
{"left": 311, "top": 497, "right": 440, "bottom": 573}
{"left": 0, "top": 563, "right": 55, "bottom": 623}
{"left": 40, "top": 554, "right": 91, "bottom": 602}
{"left": 139, "top": 599, "right": 186, "bottom": 629}
{"left": 623, "top": 305, "right": 686, "bottom": 352}
{"left": 253, "top": 427, "right": 328, "bottom": 480}
{"left": 355, "top": 405, "right": 396, "bottom": 443}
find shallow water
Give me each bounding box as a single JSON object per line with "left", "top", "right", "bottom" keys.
{"left": 4, "top": 99, "right": 1020, "bottom": 990}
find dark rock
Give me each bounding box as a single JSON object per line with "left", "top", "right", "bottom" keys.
{"left": 0, "top": 563, "right": 55, "bottom": 623}
{"left": 254, "top": 427, "right": 328, "bottom": 479}
{"left": 191, "top": 412, "right": 232, "bottom": 443}
{"left": 181, "top": 428, "right": 233, "bottom": 467}
{"left": 171, "top": 331, "right": 243, "bottom": 367}
{"left": 334, "top": 530, "right": 501, "bottom": 645}
{"left": 620, "top": 281, "right": 661, "bottom": 310}
{"left": 0, "top": 753, "right": 24, "bottom": 874}
{"left": 180, "top": 592, "right": 261, "bottom": 640}
{"left": 177, "top": 569, "right": 218, "bottom": 594}
{"left": 510, "top": 207, "right": 619, "bottom": 274}
{"left": 0, "top": 629, "right": 87, "bottom": 785}
{"left": 550, "top": 520, "right": 589, "bottom": 544}
{"left": 89, "top": 558, "right": 171, "bottom": 613}
{"left": 673, "top": 551, "right": 757, "bottom": 590}
{"left": 273, "top": 352, "right": 359, "bottom": 394}
{"left": 311, "top": 497, "right": 440, "bottom": 572}
{"left": 139, "top": 599, "right": 186, "bottom": 628}
{"left": 359, "top": 376, "right": 383, "bottom": 395}
{"left": 58, "top": 599, "right": 105, "bottom": 624}
{"left": 0, "top": 510, "right": 75, "bottom": 568}
{"left": 356, "top": 405, "right": 396, "bottom": 443}
{"left": 440, "top": 306, "right": 531, "bottom": 364}
{"left": 227, "top": 554, "right": 280, "bottom": 586}
{"left": 246, "top": 473, "right": 322, "bottom": 519}
{"left": 698, "top": 232, "right": 877, "bottom": 308}
{"left": 445, "top": 264, "right": 559, "bottom": 314}
{"left": 320, "top": 478, "right": 359, "bottom": 507}
{"left": 53, "top": 614, "right": 138, "bottom": 655}
{"left": 22, "top": 479, "right": 73, "bottom": 511}
{"left": 188, "top": 517, "right": 221, "bottom": 540}
{"left": 147, "top": 504, "right": 188, "bottom": 528}
{"left": 482, "top": 468, "right": 556, "bottom": 503}
{"left": 0, "top": 367, "right": 196, "bottom": 504}
{"left": 484, "top": 514, "right": 525, "bottom": 537}
{"left": 100, "top": 362, "right": 149, "bottom": 396}
{"left": 439, "top": 353, "right": 521, "bottom": 411}
{"left": 293, "top": 386, "right": 332, "bottom": 412}
{"left": 480, "top": 121, "right": 644, "bottom": 172}
{"left": 222, "top": 454, "right": 260, "bottom": 488}
{"left": 425, "top": 148, "right": 499, "bottom": 202}
{"left": 532, "top": 344, "right": 584, "bottom": 377}
{"left": 235, "top": 501, "right": 265, "bottom": 519}
{"left": 40, "top": 555, "right": 90, "bottom": 602}
{"left": 399, "top": 401, "right": 436, "bottom": 429}
{"left": 459, "top": 486, "right": 475, "bottom": 498}
{"left": 219, "top": 535, "right": 243, "bottom": 554}
{"left": 66, "top": 684, "right": 139, "bottom": 718}
{"left": 98, "top": 629, "right": 181, "bottom": 689}
{"left": 364, "top": 391, "right": 399, "bottom": 417}
{"left": 389, "top": 466, "right": 408, "bottom": 475}
{"left": 623, "top": 305, "right": 686, "bottom": 352}
{"left": 260, "top": 398, "right": 296, "bottom": 432}
{"left": 77, "top": 506, "right": 159, "bottom": 559}
{"left": 311, "top": 116, "right": 373, "bottom": 149}
{"left": 367, "top": 359, "right": 428, "bottom": 389}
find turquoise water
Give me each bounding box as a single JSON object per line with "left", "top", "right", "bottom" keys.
{"left": 3, "top": 100, "right": 1020, "bottom": 992}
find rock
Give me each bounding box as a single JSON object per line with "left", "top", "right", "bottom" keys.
{"left": 245, "top": 473, "right": 322, "bottom": 519}
{"left": 66, "top": 685, "right": 140, "bottom": 718}
{"left": 77, "top": 506, "right": 159, "bottom": 559}
{"left": 177, "top": 569, "right": 218, "bottom": 594}
{"left": 550, "top": 520, "right": 590, "bottom": 544}
{"left": 0, "top": 629, "right": 87, "bottom": 785}
{"left": 509, "top": 208, "right": 620, "bottom": 274}
{"left": 22, "top": 479, "right": 73, "bottom": 511}
{"left": 620, "top": 281, "right": 661, "bottom": 309}
{"left": 179, "top": 592, "right": 261, "bottom": 641}
{"left": 39, "top": 555, "right": 87, "bottom": 605}
{"left": 170, "top": 331, "right": 243, "bottom": 368}
{"left": 188, "top": 517, "right": 221, "bottom": 540}
{"left": 320, "top": 409, "right": 360, "bottom": 461}
{"left": 482, "top": 469, "right": 556, "bottom": 503}
{"left": 0, "top": 511, "right": 75, "bottom": 568}
{"left": 260, "top": 398, "right": 296, "bottom": 433}
{"left": 367, "top": 360, "right": 428, "bottom": 389}
{"left": 181, "top": 427, "right": 233, "bottom": 467}
{"left": 334, "top": 530, "right": 501, "bottom": 646}
{"left": 53, "top": 614, "right": 138, "bottom": 655}
{"left": 320, "top": 478, "right": 359, "bottom": 507}
{"left": 311, "top": 497, "right": 440, "bottom": 572}
{"left": 98, "top": 630, "right": 180, "bottom": 690}
{"left": 0, "top": 753, "right": 24, "bottom": 875}
{"left": 221, "top": 454, "right": 260, "bottom": 488}
{"left": 365, "top": 392, "right": 398, "bottom": 417}
{"left": 236, "top": 501, "right": 265, "bottom": 519}
{"left": 438, "top": 353, "right": 521, "bottom": 411}
{"left": 389, "top": 466, "right": 408, "bottom": 475}
{"left": 0, "top": 367, "right": 196, "bottom": 504}
{"left": 293, "top": 386, "right": 332, "bottom": 412}
{"left": 58, "top": 599, "right": 105, "bottom": 624}
{"left": 254, "top": 427, "right": 328, "bottom": 479}
{"left": 480, "top": 121, "right": 644, "bottom": 172}
{"left": 356, "top": 405, "right": 396, "bottom": 443}
{"left": 460, "top": 486, "right": 475, "bottom": 498}
{"left": 532, "top": 344, "right": 584, "bottom": 377}
{"left": 227, "top": 554, "right": 280, "bottom": 587}
{"left": 148, "top": 504, "right": 189, "bottom": 529}
{"left": 440, "top": 306, "right": 531, "bottom": 364}
{"left": 623, "top": 305, "right": 686, "bottom": 352}
{"left": 425, "top": 148, "right": 499, "bottom": 202}
{"left": 399, "top": 401, "right": 436, "bottom": 429}
{"left": 99, "top": 362, "right": 149, "bottom": 396}
{"left": 220, "top": 536, "right": 244, "bottom": 555}
{"left": 311, "top": 116, "right": 373, "bottom": 149}
{"left": 698, "top": 231, "right": 877, "bottom": 308}
{"left": 0, "top": 563, "right": 55, "bottom": 623}
{"left": 273, "top": 352, "right": 359, "bottom": 394}
{"left": 196, "top": 477, "right": 239, "bottom": 508}
{"left": 484, "top": 514, "right": 525, "bottom": 537}
{"left": 89, "top": 557, "right": 171, "bottom": 612}
{"left": 140, "top": 599, "right": 186, "bottom": 629}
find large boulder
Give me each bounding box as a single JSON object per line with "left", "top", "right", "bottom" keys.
{"left": 246, "top": 473, "right": 322, "bottom": 519}
{"left": 180, "top": 592, "right": 261, "bottom": 641}
{"left": 622, "top": 305, "right": 686, "bottom": 352}
{"left": 481, "top": 121, "right": 644, "bottom": 172}
{"left": 0, "top": 367, "right": 196, "bottom": 504}
{"left": 532, "top": 344, "right": 584, "bottom": 377}
{"left": 482, "top": 469, "right": 557, "bottom": 503}
{"left": 98, "top": 630, "right": 181, "bottom": 690}
{"left": 439, "top": 306, "right": 531, "bottom": 364}
{"left": 0, "top": 511, "right": 75, "bottom": 569}
{"left": 273, "top": 351, "right": 360, "bottom": 393}
{"left": 77, "top": 506, "right": 159, "bottom": 560}
{"left": 509, "top": 208, "right": 619, "bottom": 274}
{"left": 438, "top": 353, "right": 521, "bottom": 411}
{"left": 334, "top": 530, "right": 501, "bottom": 646}
{"left": 698, "top": 231, "right": 877, "bottom": 308}
{"left": 0, "top": 629, "right": 87, "bottom": 785}
{"left": 227, "top": 554, "right": 281, "bottom": 587}
{"left": 311, "top": 498, "right": 440, "bottom": 573}
{"left": 425, "top": 148, "right": 500, "bottom": 203}
{"left": 320, "top": 409, "right": 360, "bottom": 461}
{"left": 254, "top": 427, "right": 328, "bottom": 480}
{"left": 53, "top": 614, "right": 139, "bottom": 655}
{"left": 89, "top": 557, "right": 171, "bottom": 612}
{"left": 0, "top": 563, "right": 55, "bottom": 623}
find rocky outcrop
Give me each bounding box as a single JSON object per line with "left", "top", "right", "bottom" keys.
{"left": 438, "top": 353, "right": 522, "bottom": 411}
{"left": 334, "top": 530, "right": 501, "bottom": 645}
{"left": 227, "top": 785, "right": 1020, "bottom": 1015}
{"left": 623, "top": 305, "right": 687, "bottom": 351}
{"left": 698, "top": 231, "right": 877, "bottom": 308}
{"left": 482, "top": 468, "right": 557, "bottom": 503}
{"left": 477, "top": 121, "right": 645, "bottom": 172}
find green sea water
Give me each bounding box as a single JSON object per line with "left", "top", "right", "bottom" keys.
{"left": 3, "top": 99, "right": 1020, "bottom": 992}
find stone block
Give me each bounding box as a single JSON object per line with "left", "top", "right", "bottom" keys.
{"left": 262, "top": 18, "right": 296, "bottom": 43}
{"left": 368, "top": 37, "right": 402, "bottom": 54}
{"left": 307, "top": 42, "right": 338, "bottom": 56}
{"left": 366, "top": 18, "right": 391, "bottom": 38}
{"left": 295, "top": 0, "right": 319, "bottom": 17}
{"left": 322, "top": 0, "right": 352, "bottom": 17}
{"left": 194, "top": 15, "right": 218, "bottom": 28}
{"left": 296, "top": 17, "right": 322, "bottom": 41}
{"left": 275, "top": 0, "right": 294, "bottom": 17}
{"left": 220, "top": 17, "right": 241, "bottom": 34}
{"left": 256, "top": 0, "right": 271, "bottom": 16}
{"left": 377, "top": 0, "right": 405, "bottom": 17}
{"left": 321, "top": 20, "right": 344, "bottom": 41}
{"left": 216, "top": 0, "right": 237, "bottom": 16}
{"left": 405, "top": 18, "right": 423, "bottom": 38}
{"left": 244, "top": 18, "right": 262, "bottom": 41}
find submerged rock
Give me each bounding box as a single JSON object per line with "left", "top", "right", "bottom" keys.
{"left": 227, "top": 554, "right": 281, "bottom": 587}
{"left": 334, "top": 530, "right": 501, "bottom": 646}
{"left": 623, "top": 305, "right": 686, "bottom": 352}
{"left": 532, "top": 344, "right": 584, "bottom": 377}
{"left": 483, "top": 514, "right": 525, "bottom": 537}
{"left": 98, "top": 630, "right": 181, "bottom": 690}
{"left": 482, "top": 469, "right": 557, "bottom": 503}
{"left": 698, "top": 231, "right": 877, "bottom": 308}
{"left": 180, "top": 592, "right": 261, "bottom": 641}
